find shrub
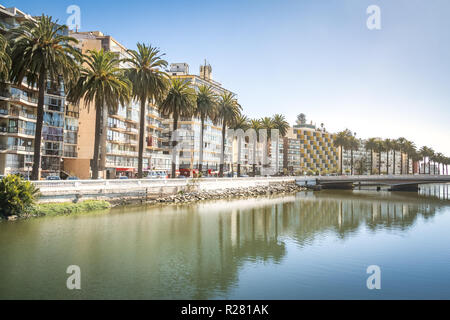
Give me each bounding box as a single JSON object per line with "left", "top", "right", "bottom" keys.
{"left": 0, "top": 175, "right": 40, "bottom": 217}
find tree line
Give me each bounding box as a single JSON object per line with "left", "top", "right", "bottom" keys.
{"left": 334, "top": 129, "right": 449, "bottom": 176}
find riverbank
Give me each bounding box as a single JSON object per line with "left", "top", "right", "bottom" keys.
{"left": 2, "top": 181, "right": 306, "bottom": 221}
{"left": 3, "top": 200, "right": 111, "bottom": 221}
{"left": 109, "top": 181, "right": 306, "bottom": 206}
{"left": 34, "top": 176, "right": 297, "bottom": 203}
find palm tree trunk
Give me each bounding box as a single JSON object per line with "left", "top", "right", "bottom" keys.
{"left": 237, "top": 136, "right": 242, "bottom": 177}
{"left": 393, "top": 150, "right": 396, "bottom": 175}
{"left": 199, "top": 117, "right": 205, "bottom": 174}
{"left": 400, "top": 152, "right": 403, "bottom": 175}
{"left": 219, "top": 121, "right": 226, "bottom": 177}
{"left": 276, "top": 137, "right": 279, "bottom": 175}
{"left": 351, "top": 149, "right": 354, "bottom": 175}
{"left": 340, "top": 146, "right": 343, "bottom": 175}
{"left": 384, "top": 151, "right": 388, "bottom": 174}
{"left": 370, "top": 149, "right": 373, "bottom": 175}
{"left": 31, "top": 72, "right": 46, "bottom": 181}
{"left": 253, "top": 139, "right": 257, "bottom": 176}
{"left": 171, "top": 116, "right": 178, "bottom": 179}
{"left": 378, "top": 151, "right": 381, "bottom": 175}
{"left": 406, "top": 154, "right": 409, "bottom": 174}
{"left": 92, "top": 99, "right": 103, "bottom": 180}
{"left": 137, "top": 98, "right": 146, "bottom": 179}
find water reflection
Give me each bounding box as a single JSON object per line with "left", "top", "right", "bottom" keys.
{"left": 0, "top": 184, "right": 449, "bottom": 299}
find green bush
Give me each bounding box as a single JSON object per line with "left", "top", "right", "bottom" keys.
{"left": 0, "top": 175, "right": 40, "bottom": 217}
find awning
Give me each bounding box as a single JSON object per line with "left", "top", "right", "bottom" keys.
{"left": 115, "top": 168, "right": 134, "bottom": 172}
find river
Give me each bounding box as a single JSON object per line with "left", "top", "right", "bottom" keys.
{"left": 1, "top": 185, "right": 450, "bottom": 299}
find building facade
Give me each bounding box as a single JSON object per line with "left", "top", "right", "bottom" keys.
{"left": 167, "top": 63, "right": 233, "bottom": 176}
{"left": 0, "top": 6, "right": 78, "bottom": 179}
{"left": 64, "top": 31, "right": 171, "bottom": 179}
{"left": 292, "top": 122, "right": 339, "bottom": 175}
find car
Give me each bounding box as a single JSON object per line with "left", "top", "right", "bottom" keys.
{"left": 46, "top": 176, "right": 61, "bottom": 181}
{"left": 118, "top": 176, "right": 129, "bottom": 179}
{"left": 67, "top": 176, "right": 79, "bottom": 180}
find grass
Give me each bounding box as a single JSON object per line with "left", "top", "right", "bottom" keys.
{"left": 33, "top": 200, "right": 111, "bottom": 217}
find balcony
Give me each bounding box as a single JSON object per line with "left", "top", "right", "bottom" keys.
{"left": 65, "top": 125, "right": 78, "bottom": 132}
{"left": 0, "top": 127, "right": 35, "bottom": 136}
{"left": 126, "top": 127, "right": 139, "bottom": 134}
{"left": 63, "top": 151, "right": 78, "bottom": 158}
{"left": 10, "top": 93, "right": 38, "bottom": 106}
{"left": 107, "top": 149, "right": 138, "bottom": 157}
{"left": 0, "top": 145, "right": 34, "bottom": 153}
{"left": 66, "top": 110, "right": 79, "bottom": 118}
{"left": 9, "top": 109, "right": 37, "bottom": 120}
{"left": 43, "top": 149, "right": 63, "bottom": 157}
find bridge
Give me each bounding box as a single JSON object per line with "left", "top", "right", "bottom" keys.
{"left": 296, "top": 175, "right": 450, "bottom": 192}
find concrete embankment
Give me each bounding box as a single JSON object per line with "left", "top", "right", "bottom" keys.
{"left": 35, "top": 177, "right": 300, "bottom": 204}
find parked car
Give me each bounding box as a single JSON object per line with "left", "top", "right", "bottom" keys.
{"left": 118, "top": 176, "right": 129, "bottom": 179}
{"left": 46, "top": 176, "right": 61, "bottom": 181}
{"left": 67, "top": 176, "right": 79, "bottom": 180}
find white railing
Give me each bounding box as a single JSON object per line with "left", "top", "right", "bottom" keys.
{"left": 34, "top": 176, "right": 296, "bottom": 189}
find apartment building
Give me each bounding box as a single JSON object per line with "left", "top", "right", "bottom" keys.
{"left": 167, "top": 63, "right": 233, "bottom": 176}
{"left": 64, "top": 31, "right": 171, "bottom": 179}
{"left": 341, "top": 138, "right": 372, "bottom": 175}
{"left": 0, "top": 6, "right": 77, "bottom": 179}
{"left": 291, "top": 119, "right": 339, "bottom": 175}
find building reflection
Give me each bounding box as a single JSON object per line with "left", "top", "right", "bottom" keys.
{"left": 0, "top": 184, "right": 449, "bottom": 299}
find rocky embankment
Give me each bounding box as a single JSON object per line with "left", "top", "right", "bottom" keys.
{"left": 111, "top": 182, "right": 305, "bottom": 207}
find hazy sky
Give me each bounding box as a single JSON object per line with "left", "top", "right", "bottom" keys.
{"left": 6, "top": 0, "right": 450, "bottom": 154}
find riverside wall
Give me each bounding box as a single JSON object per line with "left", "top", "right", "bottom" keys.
{"left": 35, "top": 177, "right": 298, "bottom": 204}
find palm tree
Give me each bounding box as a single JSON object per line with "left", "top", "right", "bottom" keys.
{"left": 249, "top": 119, "right": 262, "bottom": 176}
{"left": 348, "top": 136, "right": 359, "bottom": 175}
{"left": 419, "top": 146, "right": 434, "bottom": 174}
{"left": 0, "top": 25, "right": 11, "bottom": 80}
{"left": 159, "top": 78, "right": 196, "bottom": 178}
{"left": 443, "top": 155, "right": 449, "bottom": 175}
{"left": 68, "top": 49, "right": 131, "bottom": 179}
{"left": 260, "top": 116, "right": 275, "bottom": 172}
{"left": 272, "top": 114, "right": 290, "bottom": 174}
{"left": 365, "top": 138, "right": 378, "bottom": 175}
{"left": 334, "top": 129, "right": 352, "bottom": 175}
{"left": 374, "top": 140, "right": 385, "bottom": 175}
{"left": 383, "top": 139, "right": 393, "bottom": 175}
{"left": 435, "top": 153, "right": 445, "bottom": 175}
{"left": 125, "top": 43, "right": 169, "bottom": 178}
{"left": 410, "top": 151, "right": 421, "bottom": 175}
{"left": 216, "top": 92, "right": 241, "bottom": 177}
{"left": 194, "top": 85, "right": 217, "bottom": 174}
{"left": 391, "top": 139, "right": 400, "bottom": 175}
{"left": 396, "top": 137, "right": 407, "bottom": 175}
{"left": 232, "top": 114, "right": 249, "bottom": 177}
{"left": 9, "top": 15, "right": 82, "bottom": 180}
{"left": 405, "top": 141, "right": 417, "bottom": 174}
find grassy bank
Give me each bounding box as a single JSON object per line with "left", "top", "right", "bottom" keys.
{"left": 32, "top": 200, "right": 111, "bottom": 217}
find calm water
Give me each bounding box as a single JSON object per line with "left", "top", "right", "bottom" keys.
{"left": 1, "top": 185, "right": 450, "bottom": 300}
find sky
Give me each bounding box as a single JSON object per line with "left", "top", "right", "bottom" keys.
{"left": 5, "top": 0, "right": 450, "bottom": 155}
